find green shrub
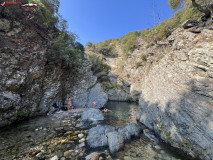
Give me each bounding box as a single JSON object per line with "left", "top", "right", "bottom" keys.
{"left": 140, "top": 54, "right": 147, "bottom": 61}
{"left": 85, "top": 1, "right": 204, "bottom": 60}
{"left": 102, "top": 82, "right": 120, "bottom": 90}
{"left": 126, "top": 96, "right": 134, "bottom": 103}
{"left": 135, "top": 62, "right": 143, "bottom": 69}
{"left": 86, "top": 39, "right": 118, "bottom": 57}
{"left": 88, "top": 51, "right": 111, "bottom": 81}
{"left": 47, "top": 31, "right": 84, "bottom": 68}
{"left": 166, "top": 130, "right": 171, "bottom": 138}
{"left": 157, "top": 122, "right": 163, "bottom": 131}
{"left": 119, "top": 31, "right": 141, "bottom": 54}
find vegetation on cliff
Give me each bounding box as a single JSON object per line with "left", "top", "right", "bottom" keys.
{"left": 0, "top": 0, "right": 85, "bottom": 69}
{"left": 86, "top": 0, "right": 211, "bottom": 57}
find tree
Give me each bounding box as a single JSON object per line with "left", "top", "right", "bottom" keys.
{"left": 168, "top": 0, "right": 212, "bottom": 19}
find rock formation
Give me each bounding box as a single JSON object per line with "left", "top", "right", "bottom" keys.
{"left": 93, "top": 19, "right": 213, "bottom": 159}
{"left": 137, "top": 26, "right": 213, "bottom": 160}
{"left": 0, "top": 18, "right": 108, "bottom": 128}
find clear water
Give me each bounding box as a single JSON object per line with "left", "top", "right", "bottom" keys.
{"left": 104, "top": 101, "right": 139, "bottom": 126}
{"left": 0, "top": 103, "right": 196, "bottom": 160}
{"left": 104, "top": 102, "right": 195, "bottom": 160}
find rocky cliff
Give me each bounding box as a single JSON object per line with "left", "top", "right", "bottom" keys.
{"left": 137, "top": 24, "right": 213, "bottom": 160}
{"left": 0, "top": 18, "right": 107, "bottom": 128}
{"left": 93, "top": 20, "right": 213, "bottom": 159}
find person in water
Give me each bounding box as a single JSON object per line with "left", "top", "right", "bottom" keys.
{"left": 102, "top": 108, "right": 112, "bottom": 113}
{"left": 93, "top": 100, "right": 96, "bottom": 108}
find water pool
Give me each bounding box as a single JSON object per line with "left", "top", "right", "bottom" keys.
{"left": 104, "top": 101, "right": 196, "bottom": 160}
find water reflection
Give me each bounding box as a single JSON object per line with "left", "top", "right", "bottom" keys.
{"left": 104, "top": 101, "right": 139, "bottom": 126}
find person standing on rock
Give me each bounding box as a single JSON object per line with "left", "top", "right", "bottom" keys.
{"left": 68, "top": 97, "right": 71, "bottom": 110}
{"left": 93, "top": 100, "right": 96, "bottom": 108}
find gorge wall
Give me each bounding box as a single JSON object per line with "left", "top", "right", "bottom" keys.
{"left": 98, "top": 21, "right": 213, "bottom": 160}
{"left": 0, "top": 18, "right": 107, "bottom": 128}
{"left": 137, "top": 26, "right": 213, "bottom": 160}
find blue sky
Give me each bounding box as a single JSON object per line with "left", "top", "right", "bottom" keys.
{"left": 59, "top": 0, "right": 176, "bottom": 45}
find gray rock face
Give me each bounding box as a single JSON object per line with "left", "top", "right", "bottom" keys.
{"left": 182, "top": 19, "right": 199, "bottom": 29}
{"left": 106, "top": 72, "right": 133, "bottom": 101}
{"left": 0, "top": 18, "right": 107, "bottom": 128}
{"left": 0, "top": 18, "right": 10, "bottom": 32}
{"left": 107, "top": 88, "right": 129, "bottom": 101}
{"left": 79, "top": 108, "right": 104, "bottom": 128}
{"left": 86, "top": 123, "right": 141, "bottom": 153}
{"left": 72, "top": 83, "right": 108, "bottom": 109}
{"left": 137, "top": 28, "right": 213, "bottom": 160}
{"left": 87, "top": 83, "right": 108, "bottom": 108}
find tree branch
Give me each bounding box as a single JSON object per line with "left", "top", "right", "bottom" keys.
{"left": 191, "top": 0, "right": 211, "bottom": 18}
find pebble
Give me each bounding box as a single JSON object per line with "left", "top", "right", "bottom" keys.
{"left": 78, "top": 133, "right": 84, "bottom": 138}
{"left": 74, "top": 131, "right": 80, "bottom": 135}
{"left": 35, "top": 152, "right": 42, "bottom": 157}
{"left": 79, "top": 142, "right": 85, "bottom": 148}
{"left": 154, "top": 145, "right": 161, "bottom": 150}
{"left": 50, "top": 155, "right": 58, "bottom": 160}
{"left": 60, "top": 157, "right": 65, "bottom": 160}
{"left": 64, "top": 150, "right": 74, "bottom": 157}
{"left": 124, "top": 156, "right": 131, "bottom": 160}
{"left": 86, "top": 152, "right": 99, "bottom": 160}
{"left": 79, "top": 138, "right": 85, "bottom": 143}
{"left": 55, "top": 127, "right": 64, "bottom": 131}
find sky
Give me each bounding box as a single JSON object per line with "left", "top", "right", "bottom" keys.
{"left": 59, "top": 0, "right": 176, "bottom": 45}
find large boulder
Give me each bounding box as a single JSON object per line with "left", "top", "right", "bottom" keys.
{"left": 86, "top": 125, "right": 113, "bottom": 148}
{"left": 79, "top": 108, "right": 104, "bottom": 129}
{"left": 86, "top": 123, "right": 141, "bottom": 154}
{"left": 117, "top": 123, "right": 141, "bottom": 141}
{"left": 107, "top": 131, "right": 124, "bottom": 154}
{"left": 87, "top": 83, "right": 108, "bottom": 108}
{"left": 72, "top": 83, "right": 108, "bottom": 109}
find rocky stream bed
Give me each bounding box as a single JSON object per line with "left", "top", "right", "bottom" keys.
{"left": 0, "top": 103, "right": 198, "bottom": 160}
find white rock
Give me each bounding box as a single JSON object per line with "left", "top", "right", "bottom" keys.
{"left": 50, "top": 155, "right": 58, "bottom": 160}
{"left": 79, "top": 142, "right": 85, "bottom": 148}
{"left": 78, "top": 133, "right": 84, "bottom": 138}
{"left": 36, "top": 152, "right": 42, "bottom": 157}
{"left": 79, "top": 138, "right": 85, "bottom": 143}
